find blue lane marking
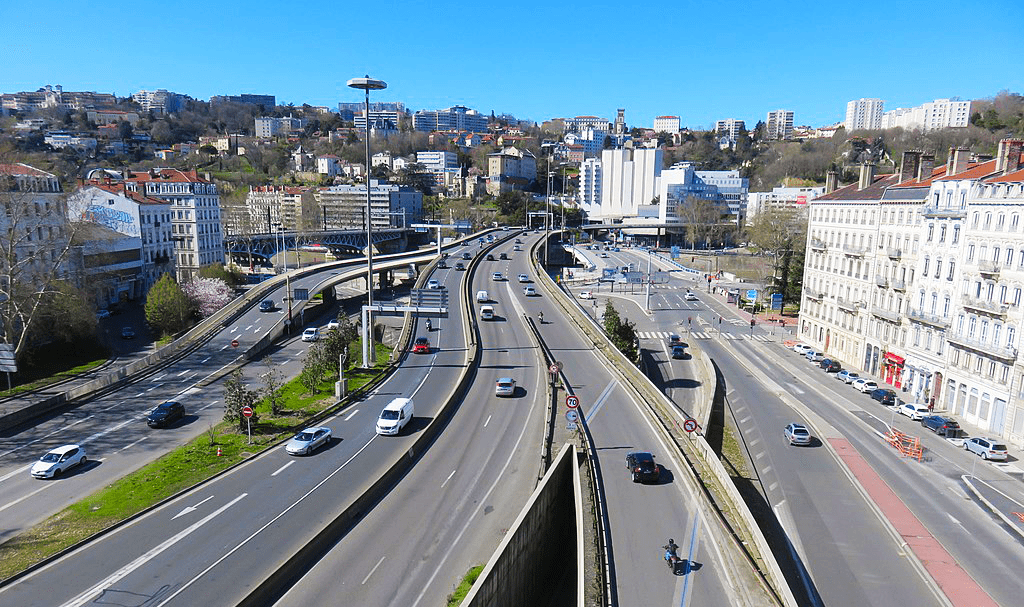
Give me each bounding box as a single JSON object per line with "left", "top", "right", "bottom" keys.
{"left": 679, "top": 513, "right": 701, "bottom": 606}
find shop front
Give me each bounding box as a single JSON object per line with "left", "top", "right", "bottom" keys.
{"left": 882, "top": 351, "right": 905, "bottom": 389}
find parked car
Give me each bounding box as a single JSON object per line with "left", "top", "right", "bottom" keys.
{"left": 792, "top": 344, "right": 812, "bottom": 355}
{"left": 784, "top": 423, "right": 812, "bottom": 446}
{"left": 963, "top": 437, "right": 1009, "bottom": 461}
{"left": 820, "top": 359, "right": 841, "bottom": 373}
{"left": 301, "top": 327, "right": 320, "bottom": 342}
{"left": 671, "top": 345, "right": 686, "bottom": 359}
{"left": 412, "top": 336, "right": 430, "bottom": 354}
{"left": 852, "top": 378, "right": 878, "bottom": 393}
{"left": 120, "top": 326, "right": 136, "bottom": 339}
{"left": 898, "top": 403, "right": 931, "bottom": 421}
{"left": 495, "top": 377, "right": 516, "bottom": 397}
{"left": 870, "top": 388, "right": 900, "bottom": 406}
{"left": 31, "top": 445, "right": 87, "bottom": 479}
{"left": 285, "top": 427, "right": 332, "bottom": 455}
{"left": 259, "top": 300, "right": 275, "bottom": 312}
{"left": 147, "top": 401, "right": 185, "bottom": 427}
{"left": 805, "top": 351, "right": 824, "bottom": 363}
{"left": 625, "top": 451, "right": 660, "bottom": 483}
{"left": 836, "top": 370, "right": 860, "bottom": 384}
{"left": 921, "top": 415, "right": 960, "bottom": 436}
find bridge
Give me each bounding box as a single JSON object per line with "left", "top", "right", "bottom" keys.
{"left": 223, "top": 227, "right": 413, "bottom": 266}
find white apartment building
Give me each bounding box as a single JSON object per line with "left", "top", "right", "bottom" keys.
{"left": 317, "top": 155, "right": 342, "bottom": 177}
{"left": 766, "top": 109, "right": 794, "bottom": 140}
{"left": 132, "top": 89, "right": 183, "bottom": 114}
{"left": 564, "top": 115, "right": 610, "bottom": 133}
{"left": 314, "top": 180, "right": 422, "bottom": 230}
{"left": 563, "top": 129, "right": 607, "bottom": 159}
{"left": 415, "top": 151, "right": 457, "bottom": 173}
{"left": 255, "top": 115, "right": 307, "bottom": 138}
{"left": 800, "top": 140, "right": 1024, "bottom": 446}
{"left": 657, "top": 163, "right": 749, "bottom": 225}
{"left": 653, "top": 116, "right": 680, "bottom": 133}
{"left": 123, "top": 169, "right": 223, "bottom": 280}
{"left": 578, "top": 157, "right": 602, "bottom": 216}
{"left": 715, "top": 119, "right": 745, "bottom": 140}
{"left": 747, "top": 186, "right": 825, "bottom": 219}
{"left": 597, "top": 146, "right": 662, "bottom": 221}
{"left": 881, "top": 98, "right": 972, "bottom": 131}
{"left": 412, "top": 106, "right": 488, "bottom": 133}
{"left": 245, "top": 185, "right": 315, "bottom": 233}
{"left": 845, "top": 98, "right": 885, "bottom": 131}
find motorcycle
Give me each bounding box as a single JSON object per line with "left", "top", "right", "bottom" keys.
{"left": 663, "top": 542, "right": 682, "bottom": 575}
{"left": 537, "top": 311, "right": 544, "bottom": 324}
{"left": 425, "top": 319, "right": 432, "bottom": 331}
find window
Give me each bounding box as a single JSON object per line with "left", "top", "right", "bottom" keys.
{"left": 943, "top": 297, "right": 950, "bottom": 317}
{"left": 922, "top": 257, "right": 930, "bottom": 276}
{"left": 939, "top": 225, "right": 946, "bottom": 243}
{"left": 1008, "top": 326, "right": 1016, "bottom": 347}
{"left": 967, "top": 244, "right": 975, "bottom": 261}
{"left": 1012, "top": 214, "right": 1020, "bottom": 231}
{"left": 935, "top": 260, "right": 942, "bottom": 279}
{"left": 930, "top": 293, "right": 938, "bottom": 314}
{"left": 1009, "top": 249, "right": 1016, "bottom": 266}
{"left": 969, "top": 317, "right": 977, "bottom": 337}
{"left": 947, "top": 261, "right": 955, "bottom": 281}
{"left": 927, "top": 224, "right": 934, "bottom": 242}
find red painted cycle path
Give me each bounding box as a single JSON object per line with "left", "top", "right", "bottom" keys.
{"left": 829, "top": 438, "right": 998, "bottom": 607}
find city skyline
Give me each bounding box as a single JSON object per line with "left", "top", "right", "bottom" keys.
{"left": 3, "top": 0, "right": 1022, "bottom": 129}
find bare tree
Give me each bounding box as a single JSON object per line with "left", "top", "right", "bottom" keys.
{"left": 674, "top": 195, "right": 722, "bottom": 250}
{"left": 746, "top": 206, "right": 807, "bottom": 306}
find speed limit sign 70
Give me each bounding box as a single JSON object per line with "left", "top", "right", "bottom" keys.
{"left": 566, "top": 395, "right": 580, "bottom": 409}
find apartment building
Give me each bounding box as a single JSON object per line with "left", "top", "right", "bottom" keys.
{"left": 766, "top": 109, "right": 794, "bottom": 140}
{"left": 486, "top": 147, "right": 537, "bottom": 195}
{"left": 799, "top": 140, "right": 1024, "bottom": 446}
{"left": 657, "top": 162, "right": 748, "bottom": 225}
{"left": 255, "top": 115, "right": 307, "bottom": 138}
{"left": 880, "top": 98, "right": 972, "bottom": 131}
{"left": 314, "top": 180, "right": 422, "bottom": 230}
{"left": 845, "top": 98, "right": 885, "bottom": 131}
{"left": 746, "top": 186, "right": 825, "bottom": 219}
{"left": 132, "top": 90, "right": 184, "bottom": 114}
{"left": 653, "top": 116, "right": 680, "bottom": 133}
{"left": 597, "top": 146, "right": 662, "bottom": 221}
{"left": 211, "top": 93, "right": 276, "bottom": 107}
{"left": 715, "top": 119, "right": 745, "bottom": 140}
{"left": 412, "top": 105, "right": 488, "bottom": 133}
{"left": 244, "top": 185, "right": 316, "bottom": 233}
{"left": 578, "top": 157, "right": 602, "bottom": 216}
{"left": 564, "top": 115, "right": 611, "bottom": 133}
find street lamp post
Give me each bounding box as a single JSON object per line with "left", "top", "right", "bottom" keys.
{"left": 348, "top": 75, "right": 387, "bottom": 368}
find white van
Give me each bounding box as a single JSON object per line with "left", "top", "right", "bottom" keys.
{"left": 376, "top": 397, "right": 414, "bottom": 436}
{"left": 480, "top": 305, "right": 495, "bottom": 320}
{"left": 476, "top": 290, "right": 489, "bottom": 303}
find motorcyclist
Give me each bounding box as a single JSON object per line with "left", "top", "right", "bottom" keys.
{"left": 538, "top": 311, "right": 544, "bottom": 324}
{"left": 425, "top": 318, "right": 432, "bottom": 331}
{"left": 663, "top": 538, "right": 679, "bottom": 565}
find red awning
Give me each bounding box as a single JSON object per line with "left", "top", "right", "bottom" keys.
{"left": 884, "top": 352, "right": 905, "bottom": 365}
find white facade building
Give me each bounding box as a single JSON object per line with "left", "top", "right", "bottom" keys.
{"left": 881, "top": 98, "right": 972, "bottom": 131}
{"left": 766, "top": 110, "right": 794, "bottom": 140}
{"left": 747, "top": 186, "right": 825, "bottom": 219}
{"left": 315, "top": 180, "right": 422, "bottom": 230}
{"left": 653, "top": 116, "right": 680, "bottom": 133}
{"left": 715, "top": 119, "right": 745, "bottom": 140}
{"left": 132, "top": 89, "right": 184, "bottom": 114}
{"left": 255, "top": 115, "right": 307, "bottom": 137}
{"left": 578, "top": 157, "right": 602, "bottom": 217}
{"left": 597, "top": 146, "right": 662, "bottom": 221}
{"left": 845, "top": 98, "right": 885, "bottom": 131}
{"left": 317, "top": 155, "right": 342, "bottom": 177}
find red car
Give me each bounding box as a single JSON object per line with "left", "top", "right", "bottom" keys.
{"left": 412, "top": 337, "right": 430, "bottom": 354}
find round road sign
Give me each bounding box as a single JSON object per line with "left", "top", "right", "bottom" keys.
{"left": 683, "top": 418, "right": 698, "bottom": 433}
{"left": 242, "top": 406, "right": 254, "bottom": 418}
{"left": 548, "top": 363, "right": 560, "bottom": 375}
{"left": 566, "top": 395, "right": 580, "bottom": 409}
{"left": 231, "top": 339, "right": 239, "bottom": 348}
{"left": 565, "top": 410, "right": 579, "bottom": 423}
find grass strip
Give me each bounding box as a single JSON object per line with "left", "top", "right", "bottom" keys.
{"left": 446, "top": 565, "right": 484, "bottom": 606}
{"left": 0, "top": 358, "right": 108, "bottom": 398}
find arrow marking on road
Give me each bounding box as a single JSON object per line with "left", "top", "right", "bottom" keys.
{"left": 172, "top": 495, "right": 216, "bottom": 520}
{"left": 60, "top": 493, "right": 247, "bottom": 607}
{"left": 271, "top": 461, "right": 294, "bottom": 477}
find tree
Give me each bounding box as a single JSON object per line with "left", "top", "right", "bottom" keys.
{"left": 602, "top": 302, "right": 638, "bottom": 363}
{"left": 145, "top": 273, "right": 193, "bottom": 336}
{"left": 261, "top": 356, "right": 285, "bottom": 416}
{"left": 675, "top": 196, "right": 722, "bottom": 249}
{"left": 746, "top": 206, "right": 806, "bottom": 308}
{"left": 299, "top": 341, "right": 331, "bottom": 395}
{"left": 322, "top": 315, "right": 358, "bottom": 370}
{"left": 223, "top": 369, "right": 259, "bottom": 432}
{"left": 182, "top": 276, "right": 233, "bottom": 318}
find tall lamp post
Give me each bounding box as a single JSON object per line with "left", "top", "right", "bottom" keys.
{"left": 348, "top": 75, "right": 387, "bottom": 368}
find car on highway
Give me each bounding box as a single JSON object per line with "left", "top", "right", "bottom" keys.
{"left": 671, "top": 345, "right": 686, "bottom": 359}
{"left": 376, "top": 397, "right": 414, "bottom": 436}
{"left": 495, "top": 377, "right": 516, "bottom": 397}
{"left": 499, "top": 252, "right": 509, "bottom": 260}
{"left": 836, "top": 370, "right": 860, "bottom": 384}
{"left": 963, "top": 437, "right": 1008, "bottom": 460}
{"left": 259, "top": 300, "right": 275, "bottom": 312}
{"left": 898, "top": 403, "right": 930, "bottom": 421}
{"left": 515, "top": 238, "right": 522, "bottom": 244}
{"left": 517, "top": 273, "right": 530, "bottom": 283}
{"left": 301, "top": 327, "right": 320, "bottom": 342}
{"left": 31, "top": 444, "right": 87, "bottom": 479}
{"left": 462, "top": 252, "right": 471, "bottom": 260}
{"left": 870, "top": 388, "right": 899, "bottom": 406}
{"left": 523, "top": 285, "right": 537, "bottom": 296}
{"left": 579, "top": 291, "right": 594, "bottom": 299}
{"left": 437, "top": 259, "right": 448, "bottom": 269}
{"left": 476, "top": 290, "right": 490, "bottom": 303}
{"left": 685, "top": 292, "right": 698, "bottom": 301}
{"left": 921, "top": 415, "right": 960, "bottom": 436}
{"left": 327, "top": 319, "right": 340, "bottom": 331}
{"left": 147, "top": 401, "right": 185, "bottom": 427}
{"left": 513, "top": 244, "right": 522, "bottom": 251}
{"left": 599, "top": 252, "right": 609, "bottom": 258}
{"left": 412, "top": 336, "right": 430, "bottom": 354}
{"left": 486, "top": 253, "right": 495, "bottom": 261}
{"left": 492, "top": 272, "right": 503, "bottom": 281}
{"left": 285, "top": 427, "right": 332, "bottom": 455}
{"left": 852, "top": 378, "right": 878, "bottom": 393}
{"left": 427, "top": 279, "right": 442, "bottom": 289}
{"left": 784, "top": 423, "right": 812, "bottom": 446}
{"left": 121, "top": 326, "right": 136, "bottom": 339}
{"left": 625, "top": 451, "right": 660, "bottom": 483}
{"left": 480, "top": 305, "right": 495, "bottom": 320}
{"left": 455, "top": 262, "right": 465, "bottom": 271}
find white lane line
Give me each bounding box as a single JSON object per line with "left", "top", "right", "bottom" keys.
{"left": 749, "top": 438, "right": 761, "bottom": 446}
{"left": 768, "top": 481, "right": 779, "bottom": 492}
{"left": 0, "top": 481, "right": 55, "bottom": 513}
{"left": 200, "top": 356, "right": 211, "bottom": 364}
{"left": 0, "top": 464, "right": 32, "bottom": 483}
{"left": 155, "top": 437, "right": 379, "bottom": 607}
{"left": 762, "top": 465, "right": 772, "bottom": 475}
{"left": 739, "top": 416, "right": 752, "bottom": 423}
{"left": 220, "top": 344, "right": 230, "bottom": 350}
{"left": 582, "top": 380, "right": 617, "bottom": 424}
{"left": 0, "top": 415, "right": 96, "bottom": 460}
{"left": 152, "top": 374, "right": 167, "bottom": 382}
{"left": 59, "top": 493, "right": 247, "bottom": 607}
{"left": 244, "top": 325, "right": 253, "bottom": 331}
{"left": 116, "top": 436, "right": 149, "bottom": 453}
{"left": 484, "top": 414, "right": 492, "bottom": 428}
{"left": 144, "top": 385, "right": 160, "bottom": 393}
{"left": 440, "top": 469, "right": 457, "bottom": 489}
{"left": 177, "top": 370, "right": 189, "bottom": 377}
{"left": 81, "top": 418, "right": 135, "bottom": 445}
{"left": 134, "top": 392, "right": 146, "bottom": 397}
{"left": 754, "top": 451, "right": 766, "bottom": 460}
{"left": 271, "top": 461, "right": 294, "bottom": 477}
{"left": 99, "top": 401, "right": 125, "bottom": 412}
{"left": 344, "top": 409, "right": 359, "bottom": 422}
{"left": 197, "top": 400, "right": 219, "bottom": 412}
{"left": 362, "top": 556, "right": 386, "bottom": 585}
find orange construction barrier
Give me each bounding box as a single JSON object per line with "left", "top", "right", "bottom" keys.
{"left": 884, "top": 429, "right": 923, "bottom": 461}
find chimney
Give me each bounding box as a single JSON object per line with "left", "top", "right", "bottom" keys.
{"left": 899, "top": 151, "right": 921, "bottom": 183}
{"left": 825, "top": 170, "right": 838, "bottom": 194}
{"left": 917, "top": 153, "right": 934, "bottom": 182}
{"left": 947, "top": 147, "right": 970, "bottom": 176}
{"left": 858, "top": 163, "right": 876, "bottom": 190}
{"left": 996, "top": 138, "right": 1023, "bottom": 174}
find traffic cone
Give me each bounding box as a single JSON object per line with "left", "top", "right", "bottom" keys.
{"left": 217, "top": 447, "right": 222, "bottom": 457}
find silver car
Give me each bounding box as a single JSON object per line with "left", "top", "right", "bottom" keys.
{"left": 784, "top": 423, "right": 812, "bottom": 446}
{"left": 495, "top": 377, "right": 516, "bottom": 397}
{"left": 285, "top": 427, "right": 332, "bottom": 455}
{"left": 963, "top": 437, "right": 1008, "bottom": 461}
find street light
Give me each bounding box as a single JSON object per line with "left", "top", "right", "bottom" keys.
{"left": 348, "top": 75, "right": 387, "bottom": 368}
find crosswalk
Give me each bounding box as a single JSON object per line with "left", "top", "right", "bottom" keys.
{"left": 636, "top": 330, "right": 773, "bottom": 343}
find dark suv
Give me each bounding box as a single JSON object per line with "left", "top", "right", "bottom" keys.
{"left": 625, "top": 451, "right": 660, "bottom": 483}
{"left": 147, "top": 401, "right": 185, "bottom": 427}
{"left": 870, "top": 388, "right": 899, "bottom": 406}
{"left": 921, "top": 415, "right": 960, "bottom": 437}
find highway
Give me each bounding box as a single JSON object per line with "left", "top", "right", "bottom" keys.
{"left": 585, "top": 243, "right": 1024, "bottom": 606}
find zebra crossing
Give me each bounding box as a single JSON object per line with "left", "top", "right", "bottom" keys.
{"left": 636, "top": 330, "right": 773, "bottom": 343}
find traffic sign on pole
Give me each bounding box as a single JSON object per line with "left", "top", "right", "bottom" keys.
{"left": 549, "top": 363, "right": 560, "bottom": 375}
{"left": 231, "top": 339, "right": 239, "bottom": 348}
{"left": 683, "top": 418, "right": 698, "bottom": 433}
{"left": 565, "top": 410, "right": 579, "bottom": 423}
{"left": 566, "top": 395, "right": 580, "bottom": 409}
{"left": 242, "top": 406, "right": 254, "bottom": 418}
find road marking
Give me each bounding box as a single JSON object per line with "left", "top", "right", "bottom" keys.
{"left": 271, "top": 461, "right": 294, "bottom": 477}
{"left": 152, "top": 374, "right": 167, "bottom": 382}
{"left": 583, "top": 380, "right": 617, "bottom": 423}
{"left": 134, "top": 392, "right": 146, "bottom": 397}
{"left": 749, "top": 438, "right": 761, "bottom": 446}
{"left": 947, "top": 513, "right": 966, "bottom": 529}
{"left": 144, "top": 384, "right": 160, "bottom": 392}
{"left": 198, "top": 400, "right": 219, "bottom": 412}
{"left": 362, "top": 556, "right": 386, "bottom": 585}
{"left": 768, "top": 481, "right": 778, "bottom": 492}
{"left": 200, "top": 356, "right": 211, "bottom": 364}
{"left": 754, "top": 451, "right": 766, "bottom": 460}
{"left": 739, "top": 416, "right": 751, "bottom": 424}
{"left": 60, "top": 493, "right": 247, "bottom": 607}
{"left": 221, "top": 344, "right": 230, "bottom": 350}
{"left": 441, "top": 469, "right": 456, "bottom": 489}
{"left": 177, "top": 369, "right": 189, "bottom": 377}
{"left": 81, "top": 418, "right": 135, "bottom": 445}
{"left": 762, "top": 465, "right": 772, "bottom": 475}
{"left": 244, "top": 325, "right": 253, "bottom": 331}
{"left": 484, "top": 414, "right": 491, "bottom": 427}
{"left": 344, "top": 409, "right": 359, "bottom": 421}
{"left": 0, "top": 415, "right": 96, "bottom": 460}
{"left": 171, "top": 495, "right": 215, "bottom": 520}
{"left": 230, "top": 326, "right": 238, "bottom": 333}
{"left": 0, "top": 481, "right": 55, "bottom": 513}
{"left": 789, "top": 384, "right": 805, "bottom": 395}
{"left": 99, "top": 401, "right": 125, "bottom": 412}
{"left": 679, "top": 514, "right": 701, "bottom": 605}
{"left": 116, "top": 436, "right": 149, "bottom": 453}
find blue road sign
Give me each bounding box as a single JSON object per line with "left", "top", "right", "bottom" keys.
{"left": 746, "top": 289, "right": 758, "bottom": 300}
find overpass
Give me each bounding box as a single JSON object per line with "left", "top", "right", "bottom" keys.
{"left": 223, "top": 227, "right": 414, "bottom": 266}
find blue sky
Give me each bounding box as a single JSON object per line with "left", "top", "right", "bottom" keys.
{"left": 4, "top": 0, "right": 1022, "bottom": 129}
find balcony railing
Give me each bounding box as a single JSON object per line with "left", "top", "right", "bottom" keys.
{"left": 978, "top": 260, "right": 1001, "bottom": 278}
{"left": 907, "top": 307, "right": 950, "bottom": 329}
{"left": 836, "top": 297, "right": 861, "bottom": 312}
{"left": 887, "top": 248, "right": 902, "bottom": 259}
{"left": 804, "top": 288, "right": 823, "bottom": 301}
{"left": 809, "top": 239, "right": 827, "bottom": 251}
{"left": 870, "top": 305, "right": 902, "bottom": 323}
{"left": 875, "top": 274, "right": 888, "bottom": 288}
{"left": 945, "top": 331, "right": 1018, "bottom": 362}
{"left": 843, "top": 244, "right": 867, "bottom": 257}
{"left": 922, "top": 206, "right": 966, "bottom": 219}
{"left": 891, "top": 278, "right": 906, "bottom": 291}
{"left": 961, "top": 295, "right": 1008, "bottom": 319}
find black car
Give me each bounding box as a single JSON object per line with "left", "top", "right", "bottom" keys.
{"left": 921, "top": 415, "right": 960, "bottom": 436}
{"left": 486, "top": 253, "right": 495, "bottom": 261}
{"left": 437, "top": 260, "right": 448, "bottom": 269}
{"left": 625, "top": 451, "right": 660, "bottom": 483}
{"left": 461, "top": 252, "right": 471, "bottom": 260}
{"left": 259, "top": 300, "right": 274, "bottom": 312}
{"left": 499, "top": 252, "right": 508, "bottom": 260}
{"left": 455, "top": 262, "right": 465, "bottom": 271}
{"left": 870, "top": 388, "right": 899, "bottom": 406}
{"left": 821, "top": 360, "right": 841, "bottom": 373}
{"left": 147, "top": 401, "right": 185, "bottom": 427}
{"left": 671, "top": 345, "right": 686, "bottom": 359}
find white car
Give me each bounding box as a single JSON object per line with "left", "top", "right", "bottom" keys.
{"left": 31, "top": 444, "right": 87, "bottom": 478}
{"left": 517, "top": 273, "right": 530, "bottom": 283}
{"left": 491, "top": 272, "right": 503, "bottom": 281}
{"left": 327, "top": 319, "right": 340, "bottom": 331}
{"left": 285, "top": 427, "right": 332, "bottom": 455}
{"left": 805, "top": 351, "right": 824, "bottom": 363}
{"left": 784, "top": 423, "right": 812, "bottom": 446}
{"left": 836, "top": 370, "right": 860, "bottom": 384}
{"left": 792, "top": 344, "right": 812, "bottom": 355}
{"left": 852, "top": 378, "right": 878, "bottom": 393}
{"left": 898, "top": 403, "right": 930, "bottom": 421}
{"left": 495, "top": 377, "right": 516, "bottom": 397}
{"left": 302, "top": 327, "right": 320, "bottom": 342}
{"left": 524, "top": 286, "right": 537, "bottom": 296}
{"left": 684, "top": 292, "right": 698, "bottom": 301}
{"left": 426, "top": 279, "right": 442, "bottom": 289}
{"left": 579, "top": 291, "right": 594, "bottom": 300}
{"left": 963, "top": 437, "right": 1009, "bottom": 461}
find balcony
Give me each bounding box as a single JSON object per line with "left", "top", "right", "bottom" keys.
{"left": 843, "top": 244, "right": 867, "bottom": 257}
{"left": 887, "top": 248, "right": 902, "bottom": 259}
{"left": 978, "top": 260, "right": 1001, "bottom": 278}
{"left": 922, "top": 206, "right": 966, "bottom": 219}
{"left": 804, "top": 288, "right": 823, "bottom": 301}
{"left": 810, "top": 239, "right": 827, "bottom": 252}
{"left": 961, "top": 295, "right": 1008, "bottom": 319}
{"left": 875, "top": 274, "right": 888, "bottom": 288}
{"left": 836, "top": 297, "right": 861, "bottom": 312}
{"left": 907, "top": 307, "right": 950, "bottom": 329}
{"left": 945, "top": 331, "right": 1018, "bottom": 362}
{"left": 870, "top": 305, "right": 902, "bottom": 323}
{"left": 891, "top": 278, "right": 906, "bottom": 292}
